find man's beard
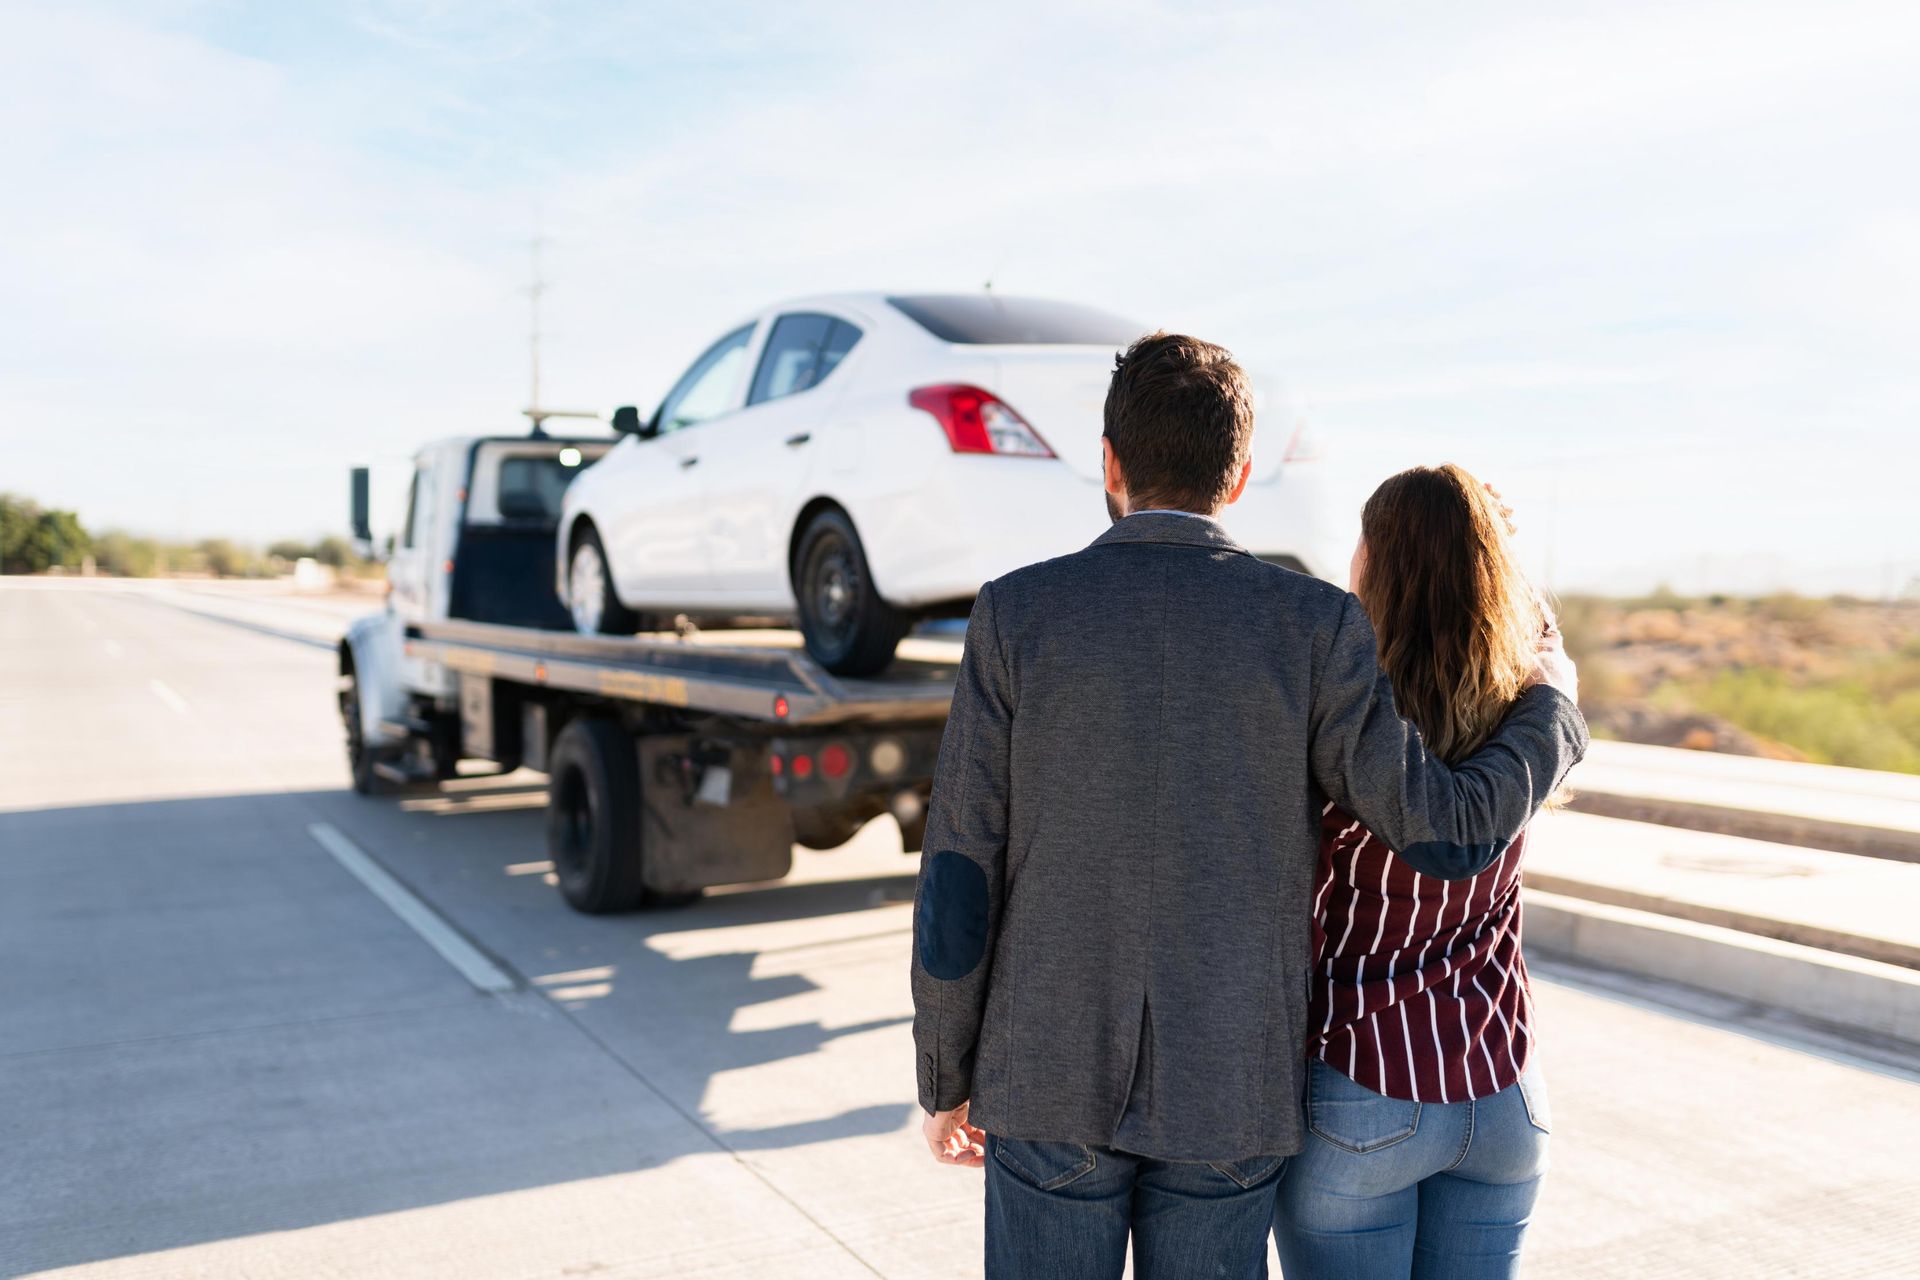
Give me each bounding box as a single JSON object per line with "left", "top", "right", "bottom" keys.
{"left": 1105, "top": 491, "right": 1123, "bottom": 525}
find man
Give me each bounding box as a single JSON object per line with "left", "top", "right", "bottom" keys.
{"left": 909, "top": 332, "right": 1587, "bottom": 1279}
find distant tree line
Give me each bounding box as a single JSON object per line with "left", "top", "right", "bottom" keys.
{"left": 0, "top": 493, "right": 369, "bottom": 578}
{"left": 0, "top": 494, "right": 90, "bottom": 574}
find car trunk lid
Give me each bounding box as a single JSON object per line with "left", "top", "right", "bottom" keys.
{"left": 988, "top": 349, "right": 1294, "bottom": 485}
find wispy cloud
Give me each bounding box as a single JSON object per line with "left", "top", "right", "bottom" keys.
{"left": 1, "top": 0, "right": 1916, "bottom": 592}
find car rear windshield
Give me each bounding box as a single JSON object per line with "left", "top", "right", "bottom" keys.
{"left": 886, "top": 295, "right": 1145, "bottom": 345}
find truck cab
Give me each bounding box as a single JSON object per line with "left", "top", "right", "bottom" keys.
{"left": 340, "top": 434, "right": 613, "bottom": 790}
{"left": 336, "top": 428, "right": 955, "bottom": 917}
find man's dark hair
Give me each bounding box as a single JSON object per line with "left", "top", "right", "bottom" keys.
{"left": 1102, "top": 331, "right": 1255, "bottom": 513}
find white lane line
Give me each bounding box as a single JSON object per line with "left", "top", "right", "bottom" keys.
{"left": 147, "top": 678, "right": 190, "bottom": 715}
{"left": 307, "top": 822, "right": 516, "bottom": 994}
{"left": 102, "top": 638, "right": 126, "bottom": 660}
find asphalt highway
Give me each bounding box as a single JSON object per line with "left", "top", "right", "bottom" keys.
{"left": 3, "top": 581, "right": 1916, "bottom": 1279}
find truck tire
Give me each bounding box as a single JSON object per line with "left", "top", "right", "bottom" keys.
{"left": 793, "top": 509, "right": 910, "bottom": 677}
{"left": 547, "top": 717, "right": 647, "bottom": 914}
{"left": 340, "top": 668, "right": 387, "bottom": 796}
{"left": 568, "top": 527, "right": 641, "bottom": 636}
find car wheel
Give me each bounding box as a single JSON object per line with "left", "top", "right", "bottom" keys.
{"left": 568, "top": 527, "right": 640, "bottom": 635}
{"left": 793, "top": 509, "right": 910, "bottom": 676}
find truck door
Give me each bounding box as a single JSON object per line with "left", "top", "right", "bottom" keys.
{"left": 390, "top": 449, "right": 457, "bottom": 697}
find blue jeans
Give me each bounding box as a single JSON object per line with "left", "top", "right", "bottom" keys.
{"left": 1272, "top": 1058, "right": 1551, "bottom": 1280}
{"left": 984, "top": 1134, "right": 1286, "bottom": 1279}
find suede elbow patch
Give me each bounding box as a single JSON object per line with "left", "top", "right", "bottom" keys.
{"left": 916, "top": 851, "right": 990, "bottom": 981}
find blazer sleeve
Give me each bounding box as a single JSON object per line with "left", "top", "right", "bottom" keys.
{"left": 1309, "top": 593, "right": 1588, "bottom": 880}
{"left": 910, "top": 580, "right": 1014, "bottom": 1114}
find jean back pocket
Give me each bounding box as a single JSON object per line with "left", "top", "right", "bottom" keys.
{"left": 1306, "top": 1059, "right": 1421, "bottom": 1155}
{"left": 1517, "top": 1063, "right": 1551, "bottom": 1135}
{"left": 991, "top": 1136, "right": 1097, "bottom": 1191}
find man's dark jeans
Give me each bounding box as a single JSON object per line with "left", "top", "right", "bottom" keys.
{"left": 984, "top": 1134, "right": 1285, "bottom": 1279}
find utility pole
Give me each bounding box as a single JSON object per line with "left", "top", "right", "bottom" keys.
{"left": 519, "top": 234, "right": 600, "bottom": 436}
{"left": 526, "top": 235, "right": 548, "bottom": 428}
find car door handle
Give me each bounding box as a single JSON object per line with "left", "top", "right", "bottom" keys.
{"left": 785, "top": 432, "right": 811, "bottom": 447}
{"left": 679, "top": 456, "right": 700, "bottom": 469}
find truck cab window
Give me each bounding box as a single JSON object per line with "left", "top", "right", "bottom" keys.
{"left": 495, "top": 457, "right": 578, "bottom": 520}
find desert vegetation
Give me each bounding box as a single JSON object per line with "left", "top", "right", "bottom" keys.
{"left": 1, "top": 492, "right": 373, "bottom": 580}
{"left": 1558, "top": 591, "right": 1920, "bottom": 775}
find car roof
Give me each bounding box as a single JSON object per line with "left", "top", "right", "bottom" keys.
{"left": 743, "top": 291, "right": 1144, "bottom": 343}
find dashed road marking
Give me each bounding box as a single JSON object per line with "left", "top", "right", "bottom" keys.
{"left": 307, "top": 822, "right": 517, "bottom": 994}
{"left": 147, "top": 678, "right": 189, "bottom": 715}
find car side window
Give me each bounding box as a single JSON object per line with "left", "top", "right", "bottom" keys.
{"left": 747, "top": 313, "right": 863, "bottom": 406}
{"left": 654, "top": 324, "right": 755, "bottom": 434}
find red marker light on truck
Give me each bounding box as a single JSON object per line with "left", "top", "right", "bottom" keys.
{"left": 791, "top": 754, "right": 814, "bottom": 779}
{"left": 773, "top": 695, "right": 790, "bottom": 720}
{"left": 820, "top": 743, "right": 851, "bottom": 779}
{"left": 908, "top": 385, "right": 1054, "bottom": 457}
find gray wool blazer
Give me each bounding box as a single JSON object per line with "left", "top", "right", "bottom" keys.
{"left": 909, "top": 512, "right": 1588, "bottom": 1163}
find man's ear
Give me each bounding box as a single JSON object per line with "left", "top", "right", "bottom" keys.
{"left": 1223, "top": 456, "right": 1253, "bottom": 507}
{"left": 1102, "top": 437, "right": 1128, "bottom": 499}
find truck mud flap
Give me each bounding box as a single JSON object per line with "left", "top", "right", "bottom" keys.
{"left": 639, "top": 736, "right": 794, "bottom": 893}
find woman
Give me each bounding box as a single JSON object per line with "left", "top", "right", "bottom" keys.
{"left": 1273, "top": 464, "right": 1556, "bottom": 1280}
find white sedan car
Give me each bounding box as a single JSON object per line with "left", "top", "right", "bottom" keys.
{"left": 558, "top": 293, "right": 1345, "bottom": 675}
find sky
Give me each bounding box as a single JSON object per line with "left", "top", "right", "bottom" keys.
{"left": 2, "top": 0, "right": 1917, "bottom": 596}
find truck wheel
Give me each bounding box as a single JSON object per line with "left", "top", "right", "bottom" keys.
{"left": 340, "top": 668, "right": 386, "bottom": 796}
{"left": 568, "top": 528, "right": 641, "bottom": 636}
{"left": 546, "top": 717, "right": 647, "bottom": 914}
{"left": 794, "top": 509, "right": 909, "bottom": 676}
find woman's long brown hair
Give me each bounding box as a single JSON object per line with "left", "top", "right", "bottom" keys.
{"left": 1354, "top": 464, "right": 1544, "bottom": 765}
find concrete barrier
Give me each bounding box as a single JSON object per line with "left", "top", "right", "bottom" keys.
{"left": 1525, "top": 890, "right": 1920, "bottom": 1048}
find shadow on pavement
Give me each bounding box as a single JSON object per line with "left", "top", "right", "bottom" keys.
{"left": 0, "top": 779, "right": 921, "bottom": 1273}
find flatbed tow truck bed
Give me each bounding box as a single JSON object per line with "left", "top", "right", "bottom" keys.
{"left": 404, "top": 619, "right": 960, "bottom": 727}
{"left": 388, "top": 619, "right": 959, "bottom": 914}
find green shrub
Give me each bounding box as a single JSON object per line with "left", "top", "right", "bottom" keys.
{"left": 1670, "top": 667, "right": 1920, "bottom": 773}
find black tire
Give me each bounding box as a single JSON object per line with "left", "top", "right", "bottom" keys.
{"left": 340, "top": 667, "right": 386, "bottom": 796}
{"left": 546, "top": 717, "right": 647, "bottom": 914}
{"left": 793, "top": 509, "right": 910, "bottom": 676}
{"left": 568, "top": 526, "right": 641, "bottom": 636}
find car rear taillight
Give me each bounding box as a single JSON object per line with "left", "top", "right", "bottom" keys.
{"left": 909, "top": 385, "right": 1054, "bottom": 458}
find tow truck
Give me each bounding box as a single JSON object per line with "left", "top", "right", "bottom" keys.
{"left": 338, "top": 427, "right": 953, "bottom": 914}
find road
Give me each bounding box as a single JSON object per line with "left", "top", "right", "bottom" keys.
{"left": 3, "top": 581, "right": 1917, "bottom": 1279}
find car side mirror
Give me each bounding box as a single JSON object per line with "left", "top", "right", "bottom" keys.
{"left": 349, "top": 467, "right": 372, "bottom": 545}
{"left": 611, "top": 405, "right": 644, "bottom": 435}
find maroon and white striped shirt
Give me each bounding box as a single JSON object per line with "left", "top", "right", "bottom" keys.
{"left": 1309, "top": 804, "right": 1535, "bottom": 1103}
